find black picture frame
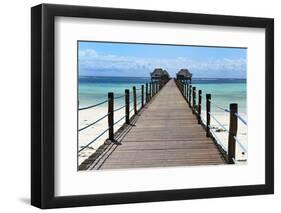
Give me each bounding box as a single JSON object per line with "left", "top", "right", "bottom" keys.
{"left": 31, "top": 3, "right": 274, "bottom": 209}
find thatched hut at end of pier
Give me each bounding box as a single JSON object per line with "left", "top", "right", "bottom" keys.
{"left": 176, "top": 68, "right": 192, "bottom": 83}
{"left": 150, "top": 68, "right": 170, "bottom": 82}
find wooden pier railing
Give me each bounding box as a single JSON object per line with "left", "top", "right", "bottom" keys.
{"left": 175, "top": 79, "right": 247, "bottom": 164}
{"left": 78, "top": 78, "right": 170, "bottom": 154}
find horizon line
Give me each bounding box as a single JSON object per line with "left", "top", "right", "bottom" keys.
{"left": 79, "top": 75, "right": 247, "bottom": 80}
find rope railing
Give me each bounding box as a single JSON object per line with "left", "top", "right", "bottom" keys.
{"left": 78, "top": 113, "right": 110, "bottom": 132}
{"left": 235, "top": 112, "right": 247, "bottom": 125}
{"left": 177, "top": 79, "right": 247, "bottom": 164}
{"left": 214, "top": 104, "right": 230, "bottom": 113}
{"left": 208, "top": 101, "right": 247, "bottom": 125}
{"left": 78, "top": 80, "right": 165, "bottom": 156}
{"left": 113, "top": 105, "right": 126, "bottom": 112}
{"left": 208, "top": 112, "right": 229, "bottom": 133}
{"left": 114, "top": 94, "right": 125, "bottom": 99}
{"left": 78, "top": 99, "right": 108, "bottom": 111}
{"left": 114, "top": 115, "right": 126, "bottom": 126}
{"left": 233, "top": 136, "right": 247, "bottom": 154}
{"left": 78, "top": 127, "right": 109, "bottom": 153}
{"left": 205, "top": 111, "right": 247, "bottom": 156}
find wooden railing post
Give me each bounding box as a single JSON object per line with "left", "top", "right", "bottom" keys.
{"left": 186, "top": 84, "right": 189, "bottom": 102}
{"left": 125, "top": 89, "right": 130, "bottom": 124}
{"left": 228, "top": 103, "right": 238, "bottom": 164}
{"left": 183, "top": 82, "right": 186, "bottom": 97}
{"left": 149, "top": 82, "right": 152, "bottom": 98}
{"left": 157, "top": 82, "right": 159, "bottom": 92}
{"left": 206, "top": 94, "right": 211, "bottom": 137}
{"left": 145, "top": 83, "right": 148, "bottom": 103}
{"left": 108, "top": 92, "right": 114, "bottom": 140}
{"left": 157, "top": 82, "right": 159, "bottom": 93}
{"left": 188, "top": 85, "right": 192, "bottom": 107}
{"left": 198, "top": 90, "right": 202, "bottom": 124}
{"left": 192, "top": 86, "right": 196, "bottom": 114}
{"left": 141, "top": 85, "right": 144, "bottom": 107}
{"left": 133, "top": 86, "right": 137, "bottom": 114}
{"left": 185, "top": 82, "right": 188, "bottom": 99}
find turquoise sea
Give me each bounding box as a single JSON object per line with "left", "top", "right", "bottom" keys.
{"left": 79, "top": 76, "right": 247, "bottom": 114}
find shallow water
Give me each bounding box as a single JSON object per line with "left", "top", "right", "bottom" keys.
{"left": 79, "top": 76, "right": 247, "bottom": 114}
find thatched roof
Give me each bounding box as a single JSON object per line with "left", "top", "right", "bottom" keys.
{"left": 177, "top": 69, "right": 192, "bottom": 78}
{"left": 150, "top": 68, "right": 169, "bottom": 78}
{"left": 162, "top": 70, "right": 169, "bottom": 77}
{"left": 151, "top": 68, "right": 163, "bottom": 77}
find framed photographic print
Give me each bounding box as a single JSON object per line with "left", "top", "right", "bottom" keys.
{"left": 31, "top": 3, "right": 274, "bottom": 209}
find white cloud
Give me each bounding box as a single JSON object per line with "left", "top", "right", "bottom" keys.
{"left": 79, "top": 49, "right": 246, "bottom": 78}
{"left": 79, "top": 49, "right": 98, "bottom": 57}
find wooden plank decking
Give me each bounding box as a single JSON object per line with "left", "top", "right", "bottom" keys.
{"left": 81, "top": 79, "right": 226, "bottom": 170}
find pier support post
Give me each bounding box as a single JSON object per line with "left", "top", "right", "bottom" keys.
{"left": 185, "top": 83, "right": 189, "bottom": 102}
{"left": 198, "top": 90, "right": 202, "bottom": 124}
{"left": 108, "top": 92, "right": 114, "bottom": 141}
{"left": 192, "top": 86, "right": 196, "bottom": 114}
{"left": 149, "top": 82, "right": 152, "bottom": 99}
{"left": 185, "top": 82, "right": 188, "bottom": 99}
{"left": 206, "top": 94, "right": 211, "bottom": 137}
{"left": 133, "top": 86, "right": 137, "bottom": 114}
{"left": 145, "top": 83, "right": 148, "bottom": 103}
{"left": 188, "top": 85, "right": 192, "bottom": 107}
{"left": 228, "top": 103, "right": 238, "bottom": 164}
{"left": 183, "top": 82, "right": 186, "bottom": 97}
{"left": 141, "top": 85, "right": 144, "bottom": 108}
{"left": 125, "top": 89, "right": 130, "bottom": 124}
{"left": 157, "top": 82, "right": 159, "bottom": 93}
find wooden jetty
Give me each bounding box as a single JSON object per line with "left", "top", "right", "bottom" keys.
{"left": 79, "top": 79, "right": 227, "bottom": 170}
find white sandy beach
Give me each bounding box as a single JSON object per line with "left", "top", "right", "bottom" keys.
{"left": 78, "top": 101, "right": 140, "bottom": 165}
{"left": 201, "top": 110, "right": 248, "bottom": 162}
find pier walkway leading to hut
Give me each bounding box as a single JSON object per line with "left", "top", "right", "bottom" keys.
{"left": 84, "top": 79, "right": 227, "bottom": 170}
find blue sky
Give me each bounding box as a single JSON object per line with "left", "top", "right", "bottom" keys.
{"left": 78, "top": 41, "right": 246, "bottom": 78}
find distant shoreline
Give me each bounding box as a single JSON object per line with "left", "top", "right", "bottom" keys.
{"left": 79, "top": 75, "right": 247, "bottom": 80}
